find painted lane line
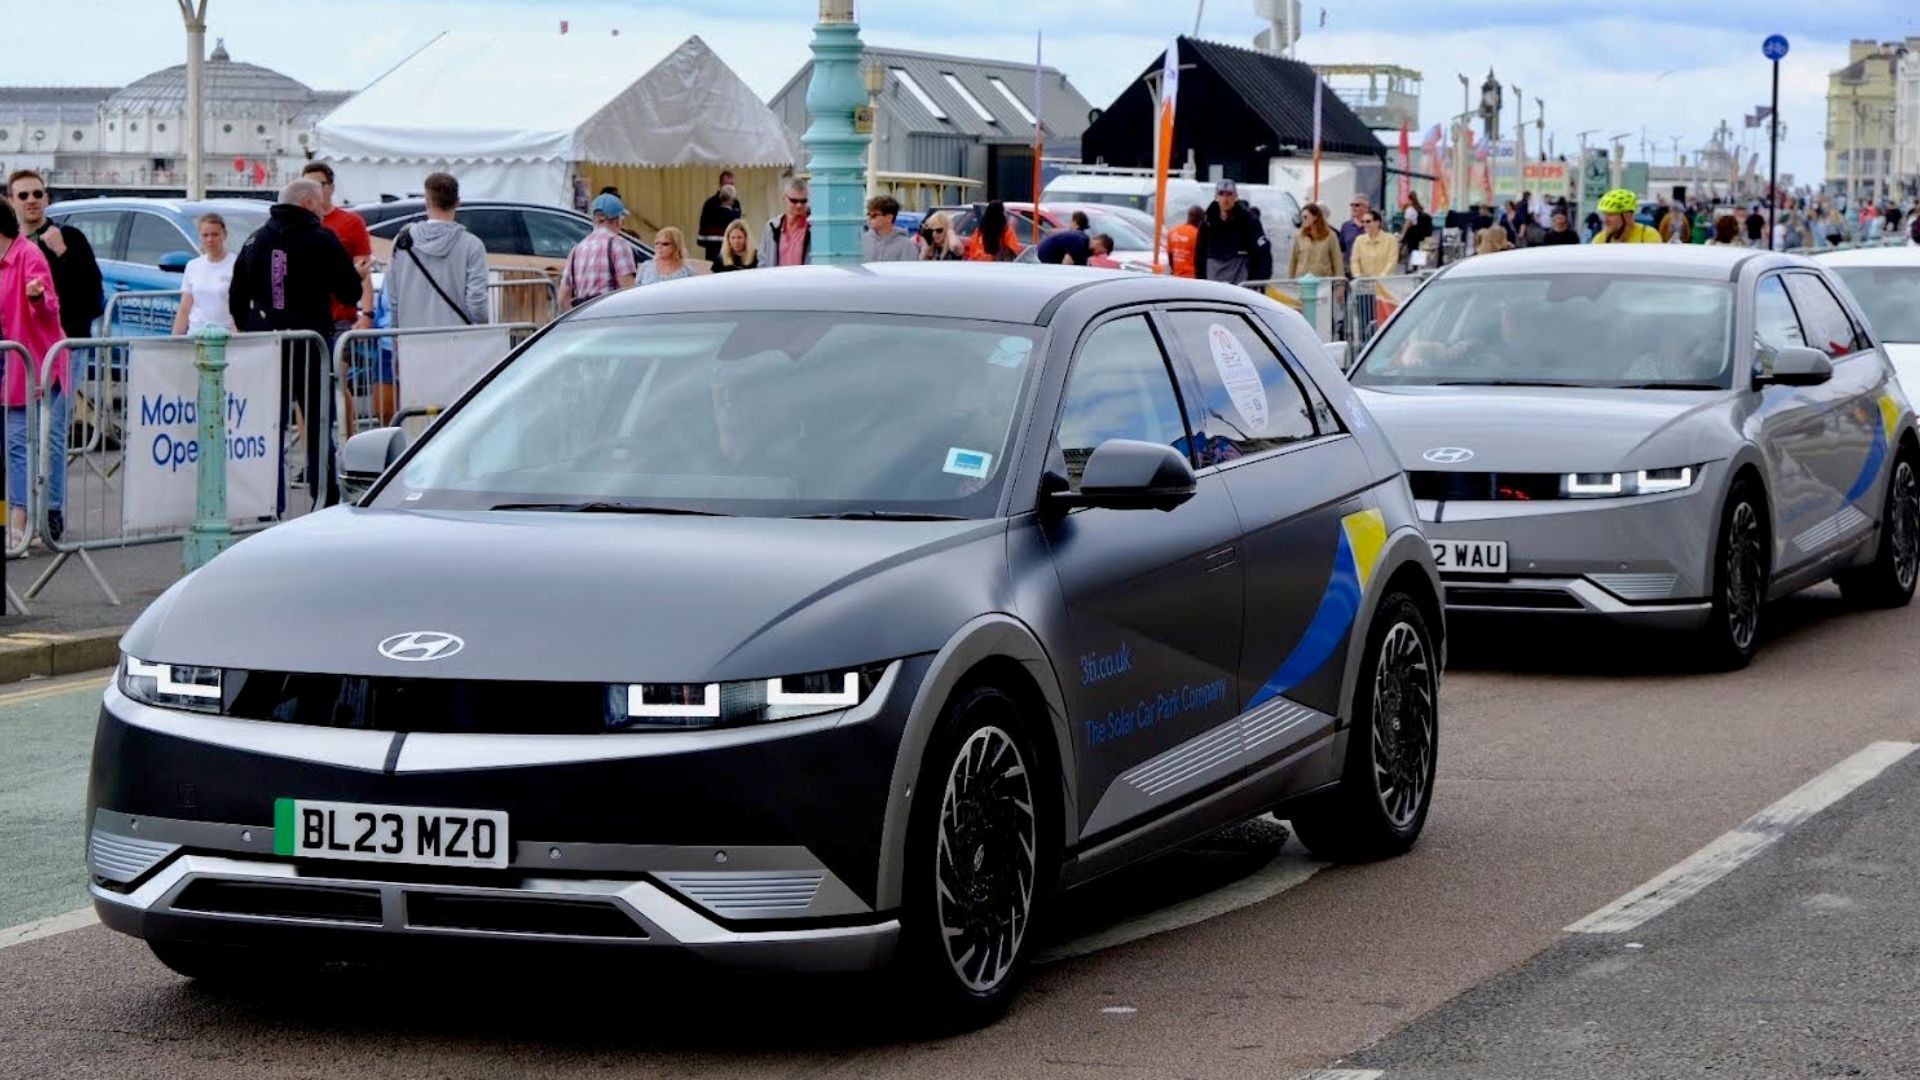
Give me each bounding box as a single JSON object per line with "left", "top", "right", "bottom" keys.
{"left": 1040, "top": 847, "right": 1325, "bottom": 963}
{"left": 1568, "top": 740, "right": 1919, "bottom": 935}
{"left": 0, "top": 674, "right": 110, "bottom": 710}
{"left": 0, "top": 907, "right": 98, "bottom": 950}
{"left": 1295, "top": 1070, "right": 1386, "bottom": 1079}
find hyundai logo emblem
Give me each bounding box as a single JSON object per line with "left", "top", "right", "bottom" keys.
{"left": 1422, "top": 447, "right": 1475, "bottom": 464}
{"left": 377, "top": 631, "right": 465, "bottom": 663}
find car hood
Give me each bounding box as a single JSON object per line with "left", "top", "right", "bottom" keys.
{"left": 1353, "top": 385, "right": 1733, "bottom": 472}
{"left": 124, "top": 508, "right": 1007, "bottom": 683}
{"left": 1885, "top": 343, "right": 1920, "bottom": 394}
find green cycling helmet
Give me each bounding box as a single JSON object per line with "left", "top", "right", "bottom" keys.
{"left": 1597, "top": 189, "right": 1639, "bottom": 214}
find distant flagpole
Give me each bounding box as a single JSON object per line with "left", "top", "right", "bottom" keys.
{"left": 1311, "top": 74, "right": 1323, "bottom": 205}
{"left": 1152, "top": 38, "right": 1180, "bottom": 273}
{"left": 1031, "top": 30, "right": 1045, "bottom": 207}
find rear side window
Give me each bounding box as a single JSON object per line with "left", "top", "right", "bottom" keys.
{"left": 124, "top": 211, "right": 188, "bottom": 265}
{"left": 58, "top": 211, "right": 125, "bottom": 259}
{"left": 457, "top": 209, "right": 526, "bottom": 255}
{"left": 1055, "top": 316, "right": 1189, "bottom": 488}
{"left": 1164, "top": 311, "right": 1318, "bottom": 466}
{"left": 1784, "top": 274, "right": 1870, "bottom": 358}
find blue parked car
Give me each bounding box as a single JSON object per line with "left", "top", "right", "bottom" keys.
{"left": 45, "top": 197, "right": 270, "bottom": 335}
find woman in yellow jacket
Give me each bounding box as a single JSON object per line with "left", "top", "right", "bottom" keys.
{"left": 1288, "top": 203, "right": 1345, "bottom": 278}
{"left": 1348, "top": 209, "right": 1401, "bottom": 277}
{"left": 1591, "top": 188, "right": 1662, "bottom": 244}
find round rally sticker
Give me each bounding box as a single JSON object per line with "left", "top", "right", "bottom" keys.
{"left": 1207, "top": 324, "right": 1268, "bottom": 434}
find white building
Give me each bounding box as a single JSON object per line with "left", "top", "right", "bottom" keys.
{"left": 1897, "top": 46, "right": 1920, "bottom": 198}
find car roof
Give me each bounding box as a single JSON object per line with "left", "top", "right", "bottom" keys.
{"left": 576, "top": 262, "right": 1261, "bottom": 325}
{"left": 1437, "top": 243, "right": 1802, "bottom": 282}
{"left": 1814, "top": 246, "right": 1920, "bottom": 268}
{"left": 48, "top": 196, "right": 270, "bottom": 217}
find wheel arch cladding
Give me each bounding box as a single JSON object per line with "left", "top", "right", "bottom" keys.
{"left": 874, "top": 613, "right": 1074, "bottom": 911}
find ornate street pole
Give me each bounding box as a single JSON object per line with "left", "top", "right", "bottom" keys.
{"left": 803, "top": 0, "right": 872, "bottom": 265}
{"left": 183, "top": 326, "right": 234, "bottom": 572}
{"left": 176, "top": 0, "right": 210, "bottom": 200}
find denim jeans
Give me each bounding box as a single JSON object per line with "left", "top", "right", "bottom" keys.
{"left": 5, "top": 388, "right": 68, "bottom": 515}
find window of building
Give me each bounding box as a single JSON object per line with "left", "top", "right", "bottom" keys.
{"left": 986, "top": 77, "right": 1038, "bottom": 125}
{"left": 889, "top": 69, "right": 947, "bottom": 121}
{"left": 941, "top": 74, "right": 996, "bottom": 124}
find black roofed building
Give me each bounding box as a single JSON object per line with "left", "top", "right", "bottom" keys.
{"left": 769, "top": 45, "right": 1095, "bottom": 205}
{"left": 1081, "top": 36, "right": 1386, "bottom": 204}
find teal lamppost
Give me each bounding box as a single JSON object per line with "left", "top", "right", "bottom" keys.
{"left": 803, "top": 0, "right": 871, "bottom": 265}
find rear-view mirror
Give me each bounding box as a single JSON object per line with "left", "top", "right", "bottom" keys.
{"left": 1046, "top": 439, "right": 1196, "bottom": 513}
{"left": 340, "top": 427, "right": 409, "bottom": 503}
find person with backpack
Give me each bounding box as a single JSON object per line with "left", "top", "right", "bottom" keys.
{"left": 374, "top": 172, "right": 488, "bottom": 432}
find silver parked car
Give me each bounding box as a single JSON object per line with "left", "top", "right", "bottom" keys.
{"left": 1350, "top": 245, "right": 1920, "bottom": 668}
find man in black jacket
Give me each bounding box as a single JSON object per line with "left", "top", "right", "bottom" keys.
{"left": 1191, "top": 179, "right": 1270, "bottom": 286}
{"left": 695, "top": 170, "right": 741, "bottom": 269}
{"left": 230, "top": 179, "right": 361, "bottom": 508}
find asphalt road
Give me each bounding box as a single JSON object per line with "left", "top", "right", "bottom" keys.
{"left": 4, "top": 585, "right": 1920, "bottom": 1079}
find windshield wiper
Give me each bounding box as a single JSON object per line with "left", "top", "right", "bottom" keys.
{"left": 1612, "top": 382, "right": 1726, "bottom": 391}
{"left": 490, "top": 501, "right": 730, "bottom": 516}
{"left": 790, "top": 511, "right": 969, "bottom": 522}
{"left": 1432, "top": 379, "right": 1586, "bottom": 388}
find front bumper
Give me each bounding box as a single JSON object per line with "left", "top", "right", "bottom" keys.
{"left": 86, "top": 658, "right": 932, "bottom": 972}
{"left": 1419, "top": 478, "right": 1716, "bottom": 628}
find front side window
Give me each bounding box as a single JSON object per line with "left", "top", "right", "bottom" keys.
{"left": 1165, "top": 311, "right": 1317, "bottom": 465}
{"left": 526, "top": 212, "right": 590, "bottom": 259}
{"left": 1054, "top": 316, "right": 1188, "bottom": 488}
{"left": 1354, "top": 274, "right": 1736, "bottom": 390}
{"left": 380, "top": 313, "right": 1040, "bottom": 518}
{"left": 58, "top": 211, "right": 125, "bottom": 259}
{"left": 124, "top": 212, "right": 189, "bottom": 265}
{"left": 1831, "top": 267, "right": 1920, "bottom": 344}
{"left": 1783, "top": 274, "right": 1868, "bottom": 358}
{"left": 456, "top": 208, "right": 525, "bottom": 255}
{"left": 1753, "top": 276, "right": 1805, "bottom": 369}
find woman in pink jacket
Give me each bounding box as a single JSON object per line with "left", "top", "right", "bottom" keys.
{"left": 1, "top": 198, "right": 65, "bottom": 550}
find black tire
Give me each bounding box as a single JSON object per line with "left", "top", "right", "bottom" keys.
{"left": 895, "top": 684, "right": 1053, "bottom": 1032}
{"left": 1696, "top": 479, "right": 1769, "bottom": 671}
{"left": 1836, "top": 449, "right": 1920, "bottom": 608}
{"left": 1288, "top": 592, "right": 1439, "bottom": 863}
{"left": 147, "top": 940, "right": 266, "bottom": 984}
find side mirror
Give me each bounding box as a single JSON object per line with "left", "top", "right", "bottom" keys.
{"left": 158, "top": 251, "right": 193, "bottom": 273}
{"left": 1324, "top": 341, "right": 1351, "bottom": 372}
{"left": 339, "top": 427, "right": 408, "bottom": 503}
{"left": 1758, "top": 345, "right": 1834, "bottom": 388}
{"left": 1046, "top": 439, "right": 1197, "bottom": 513}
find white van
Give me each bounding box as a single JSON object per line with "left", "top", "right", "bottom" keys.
{"left": 1042, "top": 171, "right": 1305, "bottom": 277}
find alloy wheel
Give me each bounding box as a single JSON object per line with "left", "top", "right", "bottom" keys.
{"left": 1891, "top": 461, "right": 1919, "bottom": 592}
{"left": 935, "top": 725, "right": 1038, "bottom": 993}
{"left": 1370, "top": 621, "right": 1436, "bottom": 830}
{"left": 1725, "top": 500, "right": 1763, "bottom": 651}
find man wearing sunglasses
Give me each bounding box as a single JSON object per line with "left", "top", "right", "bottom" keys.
{"left": 8, "top": 170, "right": 103, "bottom": 543}
{"left": 758, "top": 178, "right": 812, "bottom": 267}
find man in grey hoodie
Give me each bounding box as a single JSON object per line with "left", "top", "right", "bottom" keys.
{"left": 366, "top": 172, "right": 487, "bottom": 430}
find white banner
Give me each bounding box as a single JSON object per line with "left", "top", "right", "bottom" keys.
{"left": 395, "top": 327, "right": 515, "bottom": 414}
{"left": 123, "top": 337, "right": 282, "bottom": 533}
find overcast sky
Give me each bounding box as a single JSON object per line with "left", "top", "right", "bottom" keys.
{"left": 11, "top": 0, "right": 1917, "bottom": 185}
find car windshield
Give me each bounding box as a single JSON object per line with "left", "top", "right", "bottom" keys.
{"left": 376, "top": 312, "right": 1042, "bottom": 518}
{"left": 1351, "top": 274, "right": 1737, "bottom": 389}
{"left": 1831, "top": 267, "right": 1920, "bottom": 343}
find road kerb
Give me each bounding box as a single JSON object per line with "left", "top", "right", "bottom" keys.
{"left": 0, "top": 627, "right": 126, "bottom": 686}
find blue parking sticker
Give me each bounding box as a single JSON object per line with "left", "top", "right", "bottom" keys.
{"left": 945, "top": 447, "right": 993, "bottom": 479}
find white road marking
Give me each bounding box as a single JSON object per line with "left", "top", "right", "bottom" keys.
{"left": 1295, "top": 1070, "right": 1386, "bottom": 1079}
{"left": 0, "top": 907, "right": 97, "bottom": 950}
{"left": 1040, "top": 838, "right": 1325, "bottom": 963}
{"left": 1098, "top": 1006, "right": 1138, "bottom": 1015}
{"left": 1568, "top": 740, "right": 1919, "bottom": 934}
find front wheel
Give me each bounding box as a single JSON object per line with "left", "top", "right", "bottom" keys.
{"left": 1288, "top": 592, "right": 1439, "bottom": 863}
{"left": 1696, "top": 481, "right": 1768, "bottom": 671}
{"left": 1836, "top": 449, "right": 1920, "bottom": 608}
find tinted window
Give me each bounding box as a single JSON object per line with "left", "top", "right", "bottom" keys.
{"left": 457, "top": 209, "right": 526, "bottom": 255}
{"left": 58, "top": 211, "right": 124, "bottom": 259}
{"left": 1055, "top": 316, "right": 1188, "bottom": 488}
{"left": 1784, "top": 273, "right": 1869, "bottom": 357}
{"left": 1832, "top": 266, "right": 1920, "bottom": 343}
{"left": 1754, "top": 276, "right": 1805, "bottom": 365}
{"left": 124, "top": 211, "right": 190, "bottom": 265}
{"left": 1166, "top": 311, "right": 1317, "bottom": 465}
{"left": 525, "top": 212, "right": 590, "bottom": 259}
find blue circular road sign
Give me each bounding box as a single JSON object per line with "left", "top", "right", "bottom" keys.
{"left": 1763, "top": 34, "right": 1790, "bottom": 61}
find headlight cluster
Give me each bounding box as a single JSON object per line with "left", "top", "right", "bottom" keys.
{"left": 608, "top": 663, "right": 890, "bottom": 731}
{"left": 1560, "top": 466, "right": 1700, "bottom": 499}
{"left": 120, "top": 655, "right": 223, "bottom": 713}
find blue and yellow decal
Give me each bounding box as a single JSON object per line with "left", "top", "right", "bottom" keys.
{"left": 1844, "top": 393, "right": 1902, "bottom": 504}
{"left": 1248, "top": 508, "right": 1387, "bottom": 708}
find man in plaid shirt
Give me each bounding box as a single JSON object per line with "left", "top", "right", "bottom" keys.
{"left": 559, "top": 193, "right": 638, "bottom": 311}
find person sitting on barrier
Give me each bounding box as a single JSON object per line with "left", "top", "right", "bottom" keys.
{"left": 171, "top": 213, "right": 236, "bottom": 337}
{"left": 1349, "top": 210, "right": 1400, "bottom": 278}
{"left": 1, "top": 198, "right": 66, "bottom": 551}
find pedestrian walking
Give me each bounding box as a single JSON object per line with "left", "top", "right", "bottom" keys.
{"left": 299, "top": 162, "right": 375, "bottom": 338}
{"left": 760, "top": 179, "right": 813, "bottom": 267}
{"left": 640, "top": 227, "right": 695, "bottom": 285}
{"left": 1338, "top": 194, "right": 1370, "bottom": 258}
{"left": 1, "top": 198, "right": 64, "bottom": 551}
{"left": 558, "top": 193, "right": 638, "bottom": 310}
{"left": 860, "top": 195, "right": 918, "bottom": 262}
{"left": 170, "top": 212, "right": 236, "bottom": 335}
{"left": 1541, "top": 209, "right": 1581, "bottom": 246}
{"left": 712, "top": 220, "right": 759, "bottom": 272}
{"left": 1035, "top": 210, "right": 1091, "bottom": 265}
{"left": 1708, "top": 215, "right": 1742, "bottom": 246}
{"left": 228, "top": 178, "right": 362, "bottom": 508}
{"left": 1660, "top": 207, "right": 1689, "bottom": 244}
{"left": 1287, "top": 204, "right": 1345, "bottom": 279}
{"left": 697, "top": 171, "right": 741, "bottom": 268}
{"left": 1348, "top": 209, "right": 1399, "bottom": 278}
{"left": 1167, "top": 206, "right": 1202, "bottom": 278}
{"left": 1194, "top": 180, "right": 1268, "bottom": 285}
{"left": 1744, "top": 207, "right": 1766, "bottom": 247}
{"left": 919, "top": 212, "right": 963, "bottom": 261}
{"left": 965, "top": 201, "right": 1022, "bottom": 262}
{"left": 1399, "top": 191, "right": 1434, "bottom": 265}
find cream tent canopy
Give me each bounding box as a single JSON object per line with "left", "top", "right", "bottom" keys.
{"left": 315, "top": 32, "right": 797, "bottom": 236}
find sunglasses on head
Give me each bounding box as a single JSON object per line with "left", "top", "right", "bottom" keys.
{"left": 14, "top": 189, "right": 46, "bottom": 200}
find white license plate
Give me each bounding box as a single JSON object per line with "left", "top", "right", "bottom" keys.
{"left": 1432, "top": 539, "right": 1509, "bottom": 574}
{"left": 274, "top": 798, "right": 509, "bottom": 868}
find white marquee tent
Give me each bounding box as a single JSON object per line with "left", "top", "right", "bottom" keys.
{"left": 315, "top": 32, "right": 798, "bottom": 234}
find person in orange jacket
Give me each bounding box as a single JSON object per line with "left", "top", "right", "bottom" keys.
{"left": 965, "top": 201, "right": 1023, "bottom": 262}
{"left": 1167, "top": 205, "right": 1202, "bottom": 277}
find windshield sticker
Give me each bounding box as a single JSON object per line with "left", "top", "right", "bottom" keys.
{"left": 988, "top": 337, "right": 1033, "bottom": 368}
{"left": 944, "top": 448, "right": 994, "bottom": 479}
{"left": 1207, "top": 323, "right": 1269, "bottom": 434}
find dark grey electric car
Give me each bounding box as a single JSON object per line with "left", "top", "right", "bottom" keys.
{"left": 89, "top": 264, "right": 1442, "bottom": 1024}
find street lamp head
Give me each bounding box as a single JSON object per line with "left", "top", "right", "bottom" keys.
{"left": 863, "top": 62, "right": 886, "bottom": 96}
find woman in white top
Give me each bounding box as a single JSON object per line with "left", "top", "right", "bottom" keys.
{"left": 170, "top": 212, "right": 236, "bottom": 335}
{"left": 638, "top": 226, "right": 695, "bottom": 286}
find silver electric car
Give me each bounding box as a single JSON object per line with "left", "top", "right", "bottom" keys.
{"left": 1350, "top": 245, "right": 1919, "bottom": 668}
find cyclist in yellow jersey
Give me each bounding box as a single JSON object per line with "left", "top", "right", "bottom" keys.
{"left": 1591, "top": 189, "right": 1662, "bottom": 243}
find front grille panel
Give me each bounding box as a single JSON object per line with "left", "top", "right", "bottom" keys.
{"left": 226, "top": 671, "right": 611, "bottom": 734}
{"left": 1409, "top": 471, "right": 1562, "bottom": 502}
{"left": 406, "top": 893, "right": 647, "bottom": 938}
{"left": 1447, "top": 587, "right": 1584, "bottom": 610}
{"left": 173, "top": 879, "right": 384, "bottom": 924}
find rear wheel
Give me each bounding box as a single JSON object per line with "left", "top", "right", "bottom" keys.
{"left": 1696, "top": 481, "right": 1768, "bottom": 671}
{"left": 1288, "top": 592, "right": 1438, "bottom": 862}
{"left": 1837, "top": 450, "right": 1920, "bottom": 608}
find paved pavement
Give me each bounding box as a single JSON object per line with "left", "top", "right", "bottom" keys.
{"left": 3, "top": 585, "right": 1919, "bottom": 1078}
{"left": 4, "top": 541, "right": 183, "bottom": 635}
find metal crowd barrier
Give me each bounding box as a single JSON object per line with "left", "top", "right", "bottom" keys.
{"left": 1345, "top": 274, "right": 1432, "bottom": 353}
{"left": 2, "top": 341, "right": 39, "bottom": 614}
{"left": 25, "top": 330, "right": 332, "bottom": 606}
{"left": 333, "top": 323, "right": 536, "bottom": 444}
{"left": 487, "top": 276, "right": 561, "bottom": 326}
{"left": 102, "top": 290, "right": 185, "bottom": 337}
